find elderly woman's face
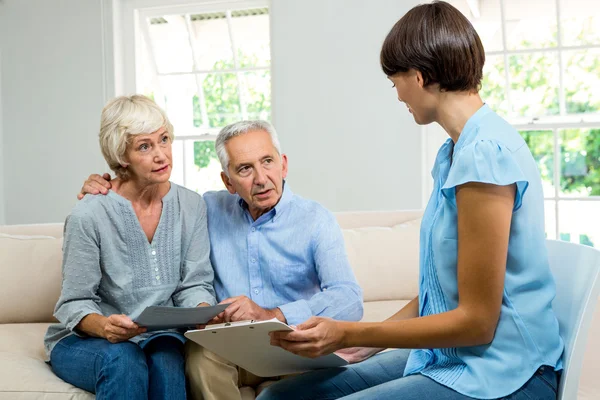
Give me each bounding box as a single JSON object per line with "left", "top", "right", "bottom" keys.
{"left": 125, "top": 127, "right": 172, "bottom": 184}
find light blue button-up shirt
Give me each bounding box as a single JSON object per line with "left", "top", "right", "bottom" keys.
{"left": 404, "top": 105, "right": 564, "bottom": 399}
{"left": 203, "top": 184, "right": 363, "bottom": 326}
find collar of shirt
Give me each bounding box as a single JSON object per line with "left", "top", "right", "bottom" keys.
{"left": 454, "top": 103, "right": 492, "bottom": 154}
{"left": 236, "top": 181, "right": 294, "bottom": 225}
{"left": 432, "top": 103, "right": 492, "bottom": 182}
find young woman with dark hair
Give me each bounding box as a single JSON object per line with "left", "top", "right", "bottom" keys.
{"left": 258, "top": 2, "right": 563, "bottom": 399}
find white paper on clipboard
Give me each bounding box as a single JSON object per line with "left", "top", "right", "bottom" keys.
{"left": 184, "top": 318, "right": 348, "bottom": 377}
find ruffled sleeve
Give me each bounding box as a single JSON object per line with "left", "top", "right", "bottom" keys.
{"left": 441, "top": 139, "right": 529, "bottom": 211}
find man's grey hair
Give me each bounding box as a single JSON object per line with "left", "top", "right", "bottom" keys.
{"left": 215, "top": 120, "right": 282, "bottom": 175}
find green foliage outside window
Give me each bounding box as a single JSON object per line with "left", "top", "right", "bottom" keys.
{"left": 192, "top": 50, "right": 271, "bottom": 170}
{"left": 482, "top": 24, "right": 600, "bottom": 197}
{"left": 194, "top": 141, "right": 217, "bottom": 169}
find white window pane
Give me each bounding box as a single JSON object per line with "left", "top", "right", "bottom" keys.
{"left": 170, "top": 139, "right": 185, "bottom": 186}
{"left": 230, "top": 9, "right": 270, "bottom": 67}
{"left": 509, "top": 52, "right": 560, "bottom": 117}
{"left": 520, "top": 130, "right": 555, "bottom": 198}
{"left": 564, "top": 50, "right": 600, "bottom": 115}
{"left": 482, "top": 55, "right": 508, "bottom": 116}
{"left": 560, "top": 0, "right": 600, "bottom": 46}
{"left": 504, "top": 0, "right": 557, "bottom": 50}
{"left": 559, "top": 128, "right": 600, "bottom": 197}
{"left": 447, "top": 0, "right": 503, "bottom": 52}
{"left": 147, "top": 16, "right": 194, "bottom": 74}
{"left": 203, "top": 73, "right": 242, "bottom": 127}
{"left": 243, "top": 70, "right": 271, "bottom": 120}
{"left": 545, "top": 200, "right": 557, "bottom": 240}
{"left": 182, "top": 140, "right": 224, "bottom": 193}
{"left": 558, "top": 201, "right": 600, "bottom": 248}
{"left": 159, "top": 75, "right": 199, "bottom": 136}
{"left": 190, "top": 14, "right": 234, "bottom": 71}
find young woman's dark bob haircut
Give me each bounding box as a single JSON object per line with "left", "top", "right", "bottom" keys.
{"left": 380, "top": 1, "right": 485, "bottom": 92}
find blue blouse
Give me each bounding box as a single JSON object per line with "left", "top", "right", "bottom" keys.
{"left": 404, "top": 105, "right": 564, "bottom": 398}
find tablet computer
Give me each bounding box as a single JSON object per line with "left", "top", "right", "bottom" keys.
{"left": 184, "top": 319, "right": 348, "bottom": 377}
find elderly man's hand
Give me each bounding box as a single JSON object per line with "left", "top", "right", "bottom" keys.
{"left": 216, "top": 296, "right": 285, "bottom": 323}
{"left": 78, "top": 173, "right": 112, "bottom": 200}
{"left": 103, "top": 314, "right": 146, "bottom": 343}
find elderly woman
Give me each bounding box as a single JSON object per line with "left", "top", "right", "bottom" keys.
{"left": 259, "top": 2, "right": 563, "bottom": 400}
{"left": 43, "top": 95, "right": 216, "bottom": 400}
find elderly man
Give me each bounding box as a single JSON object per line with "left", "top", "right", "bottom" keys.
{"left": 79, "top": 119, "right": 363, "bottom": 399}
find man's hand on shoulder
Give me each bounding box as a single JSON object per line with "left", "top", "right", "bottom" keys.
{"left": 78, "top": 173, "right": 112, "bottom": 200}
{"left": 217, "top": 295, "right": 286, "bottom": 323}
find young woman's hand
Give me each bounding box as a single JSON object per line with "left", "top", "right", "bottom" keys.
{"left": 270, "top": 317, "right": 348, "bottom": 358}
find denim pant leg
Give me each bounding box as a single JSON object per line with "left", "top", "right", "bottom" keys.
{"left": 50, "top": 335, "right": 149, "bottom": 400}
{"left": 142, "top": 336, "right": 187, "bottom": 400}
{"left": 257, "top": 349, "right": 410, "bottom": 400}
{"left": 342, "top": 365, "right": 558, "bottom": 400}
{"left": 501, "top": 366, "right": 559, "bottom": 400}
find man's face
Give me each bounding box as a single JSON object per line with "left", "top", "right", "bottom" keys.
{"left": 221, "top": 129, "right": 288, "bottom": 220}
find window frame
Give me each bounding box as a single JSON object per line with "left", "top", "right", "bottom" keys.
{"left": 121, "top": 0, "right": 271, "bottom": 190}
{"left": 423, "top": 0, "right": 600, "bottom": 244}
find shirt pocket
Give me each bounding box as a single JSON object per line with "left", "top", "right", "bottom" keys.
{"left": 269, "top": 263, "right": 315, "bottom": 295}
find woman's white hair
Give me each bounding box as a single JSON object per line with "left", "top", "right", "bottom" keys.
{"left": 99, "top": 95, "right": 174, "bottom": 179}
{"left": 215, "top": 120, "right": 282, "bottom": 175}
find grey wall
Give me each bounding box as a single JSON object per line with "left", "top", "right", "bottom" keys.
{"left": 0, "top": 49, "right": 4, "bottom": 224}
{"left": 270, "top": 0, "right": 421, "bottom": 211}
{"left": 0, "top": 0, "right": 423, "bottom": 224}
{"left": 0, "top": 0, "right": 110, "bottom": 224}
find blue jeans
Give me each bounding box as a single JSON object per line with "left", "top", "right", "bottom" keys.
{"left": 257, "top": 349, "right": 559, "bottom": 400}
{"left": 50, "top": 334, "right": 186, "bottom": 400}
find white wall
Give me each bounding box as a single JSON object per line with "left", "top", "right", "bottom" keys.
{"left": 0, "top": 0, "right": 111, "bottom": 224}
{"left": 270, "top": 0, "right": 422, "bottom": 212}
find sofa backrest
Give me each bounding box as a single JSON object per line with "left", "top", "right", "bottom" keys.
{"left": 336, "top": 210, "right": 422, "bottom": 302}
{"left": 0, "top": 210, "right": 422, "bottom": 323}
{"left": 0, "top": 224, "right": 64, "bottom": 324}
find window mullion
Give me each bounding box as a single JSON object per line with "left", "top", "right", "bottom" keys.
{"left": 184, "top": 14, "right": 210, "bottom": 128}
{"left": 226, "top": 10, "right": 248, "bottom": 120}
{"left": 556, "top": 0, "right": 566, "bottom": 115}
{"left": 553, "top": 127, "right": 561, "bottom": 239}
{"left": 499, "top": 0, "right": 512, "bottom": 118}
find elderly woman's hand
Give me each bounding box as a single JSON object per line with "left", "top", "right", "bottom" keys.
{"left": 269, "top": 317, "right": 348, "bottom": 358}
{"left": 103, "top": 314, "right": 146, "bottom": 343}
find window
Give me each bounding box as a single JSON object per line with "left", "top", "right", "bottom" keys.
{"left": 135, "top": 2, "right": 271, "bottom": 193}
{"left": 425, "top": 0, "right": 600, "bottom": 248}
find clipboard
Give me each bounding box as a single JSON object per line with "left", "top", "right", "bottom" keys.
{"left": 184, "top": 318, "right": 348, "bottom": 377}
{"left": 134, "top": 304, "right": 229, "bottom": 331}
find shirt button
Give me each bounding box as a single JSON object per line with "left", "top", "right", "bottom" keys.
{"left": 156, "top": 276, "right": 160, "bottom": 280}
{"left": 254, "top": 289, "right": 259, "bottom": 294}
{"left": 155, "top": 268, "right": 159, "bottom": 272}
{"left": 151, "top": 250, "right": 156, "bottom": 255}
{"left": 251, "top": 258, "right": 256, "bottom": 263}
{"left": 251, "top": 227, "right": 256, "bottom": 232}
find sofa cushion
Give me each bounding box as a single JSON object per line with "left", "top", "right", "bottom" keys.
{"left": 362, "top": 300, "right": 409, "bottom": 323}
{"left": 0, "top": 234, "right": 63, "bottom": 324}
{"left": 342, "top": 220, "right": 420, "bottom": 302}
{"left": 0, "top": 323, "right": 93, "bottom": 399}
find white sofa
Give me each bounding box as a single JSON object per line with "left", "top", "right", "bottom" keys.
{"left": 0, "top": 210, "right": 598, "bottom": 399}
